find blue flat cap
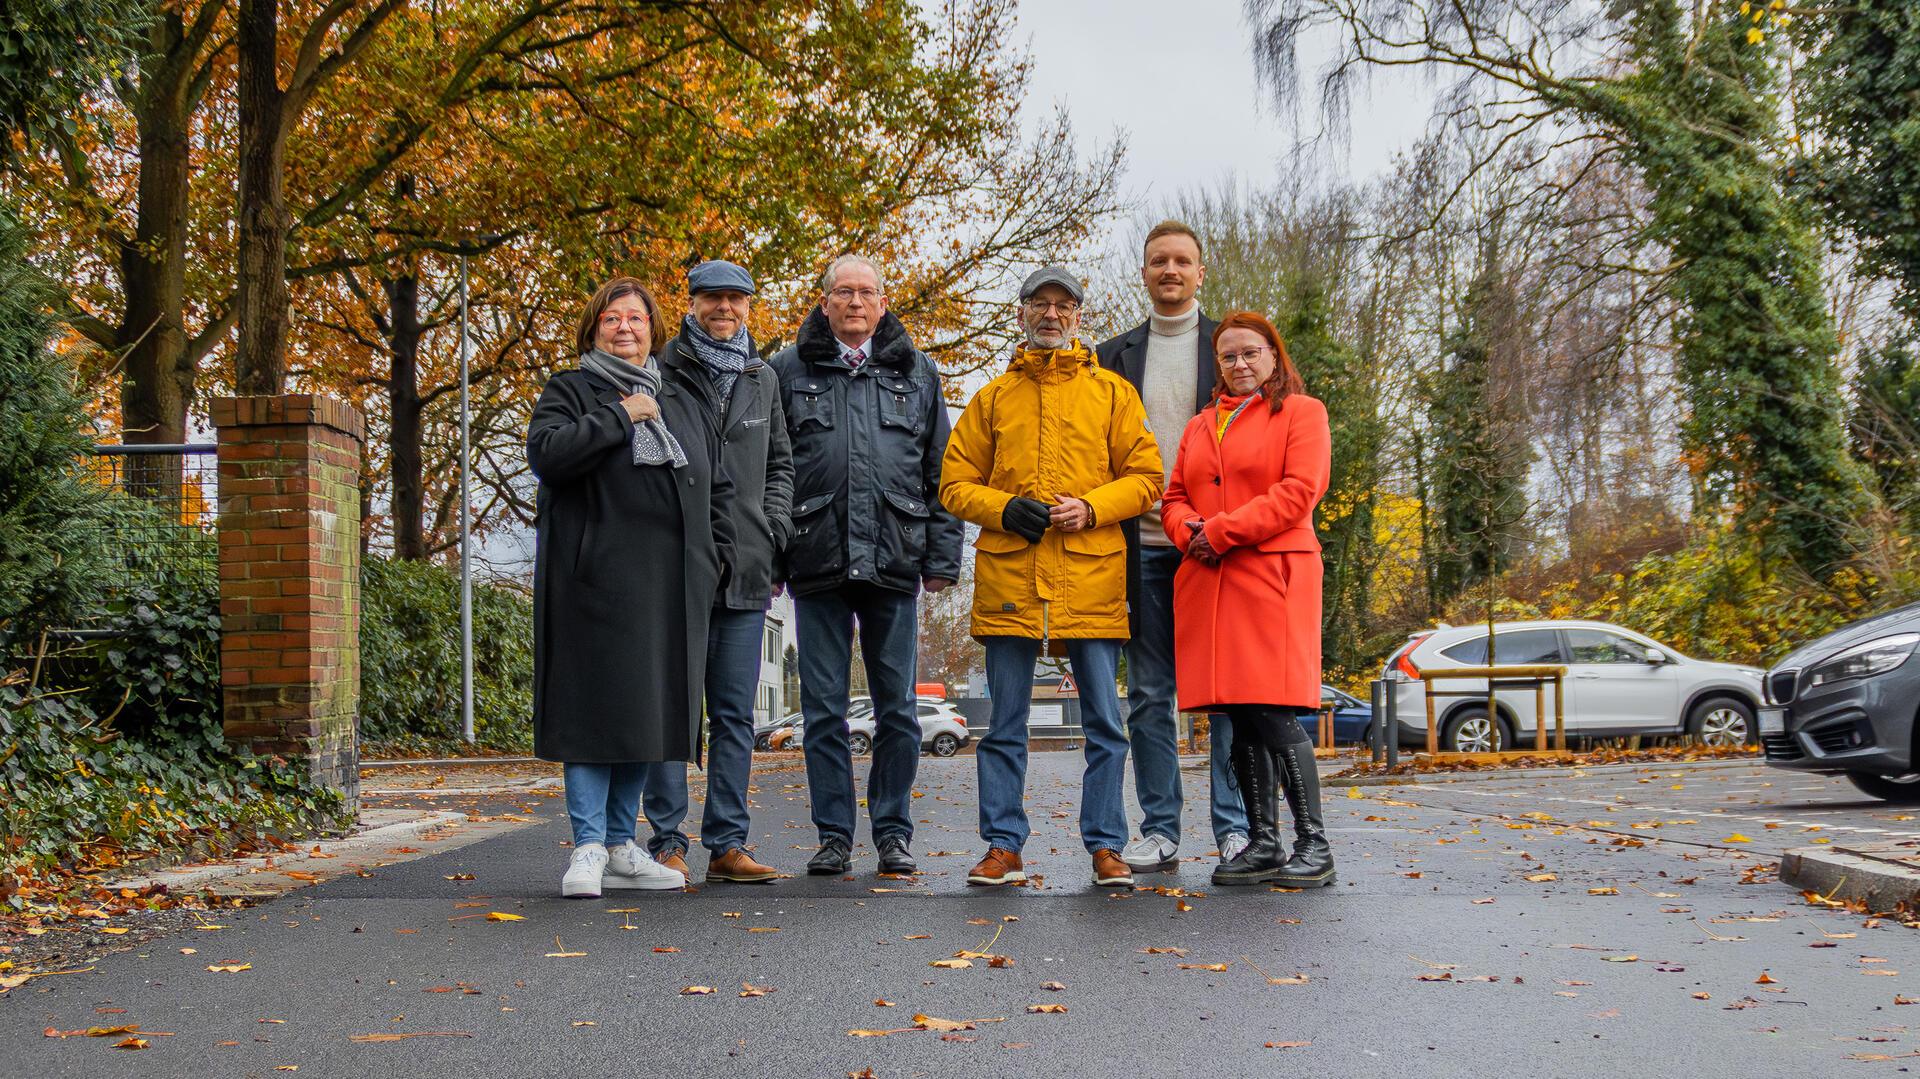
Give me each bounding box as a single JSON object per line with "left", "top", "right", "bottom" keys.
{"left": 687, "top": 259, "right": 756, "bottom": 296}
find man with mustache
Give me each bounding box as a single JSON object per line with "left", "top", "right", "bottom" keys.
{"left": 940, "top": 265, "right": 1163, "bottom": 888}
{"left": 1095, "top": 221, "right": 1250, "bottom": 874}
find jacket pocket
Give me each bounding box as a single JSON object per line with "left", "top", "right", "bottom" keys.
{"left": 789, "top": 379, "right": 835, "bottom": 433}
{"left": 974, "top": 528, "right": 1030, "bottom": 554}
{"left": 786, "top": 491, "right": 845, "bottom": 575}
{"left": 876, "top": 376, "right": 923, "bottom": 435}
{"left": 1254, "top": 525, "right": 1322, "bottom": 554}
{"left": 879, "top": 488, "right": 930, "bottom": 574}
{"left": 1063, "top": 526, "right": 1127, "bottom": 621}
{"left": 1061, "top": 524, "right": 1125, "bottom": 557}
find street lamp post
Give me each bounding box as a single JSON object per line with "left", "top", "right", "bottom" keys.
{"left": 458, "top": 254, "right": 474, "bottom": 745}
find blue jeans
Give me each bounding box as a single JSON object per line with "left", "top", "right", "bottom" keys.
{"left": 796, "top": 584, "right": 920, "bottom": 845}
{"left": 977, "top": 636, "right": 1128, "bottom": 854}
{"left": 639, "top": 605, "right": 766, "bottom": 856}
{"left": 1127, "top": 545, "right": 1247, "bottom": 844}
{"left": 563, "top": 763, "right": 646, "bottom": 848}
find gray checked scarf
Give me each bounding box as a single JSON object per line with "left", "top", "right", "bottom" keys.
{"left": 579, "top": 348, "right": 687, "bottom": 468}
{"left": 680, "top": 314, "right": 751, "bottom": 413}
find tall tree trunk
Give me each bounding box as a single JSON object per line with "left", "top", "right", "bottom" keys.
{"left": 385, "top": 269, "right": 429, "bottom": 560}
{"left": 117, "top": 41, "right": 193, "bottom": 502}
{"left": 235, "top": 0, "right": 290, "bottom": 396}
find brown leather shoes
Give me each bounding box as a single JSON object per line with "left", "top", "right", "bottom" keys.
{"left": 966, "top": 847, "right": 1026, "bottom": 886}
{"left": 657, "top": 849, "right": 688, "bottom": 877}
{"left": 1092, "top": 848, "right": 1134, "bottom": 887}
{"left": 707, "top": 847, "right": 778, "bottom": 883}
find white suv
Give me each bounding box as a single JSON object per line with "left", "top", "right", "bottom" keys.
{"left": 1379, "top": 620, "right": 1765, "bottom": 751}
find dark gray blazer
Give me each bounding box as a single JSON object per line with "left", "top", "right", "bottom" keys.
{"left": 661, "top": 333, "right": 794, "bottom": 611}
{"left": 1095, "top": 312, "right": 1218, "bottom": 638}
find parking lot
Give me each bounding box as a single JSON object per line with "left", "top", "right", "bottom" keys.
{"left": 1364, "top": 758, "right": 1920, "bottom": 859}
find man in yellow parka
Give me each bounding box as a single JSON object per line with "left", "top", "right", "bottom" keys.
{"left": 940, "top": 265, "right": 1163, "bottom": 889}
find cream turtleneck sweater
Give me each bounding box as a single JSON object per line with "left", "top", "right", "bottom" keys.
{"left": 1138, "top": 302, "right": 1201, "bottom": 545}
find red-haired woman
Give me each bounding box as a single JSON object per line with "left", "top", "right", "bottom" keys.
{"left": 1161, "top": 311, "right": 1333, "bottom": 887}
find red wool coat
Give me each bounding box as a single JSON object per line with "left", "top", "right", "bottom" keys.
{"left": 1161, "top": 393, "right": 1332, "bottom": 711}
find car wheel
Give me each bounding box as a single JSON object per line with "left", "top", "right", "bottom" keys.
{"left": 849, "top": 732, "right": 872, "bottom": 756}
{"left": 1687, "top": 695, "right": 1756, "bottom": 747}
{"left": 754, "top": 734, "right": 771, "bottom": 752}
{"left": 1442, "top": 707, "right": 1510, "bottom": 753}
{"left": 930, "top": 733, "right": 960, "bottom": 757}
{"left": 1846, "top": 773, "right": 1920, "bottom": 803}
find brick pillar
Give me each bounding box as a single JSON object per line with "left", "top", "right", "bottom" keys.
{"left": 212, "top": 394, "right": 365, "bottom": 808}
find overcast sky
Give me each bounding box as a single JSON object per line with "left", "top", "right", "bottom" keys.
{"left": 1012, "top": 1, "right": 1437, "bottom": 222}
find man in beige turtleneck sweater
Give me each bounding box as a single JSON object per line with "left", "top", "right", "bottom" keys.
{"left": 1095, "top": 220, "right": 1249, "bottom": 873}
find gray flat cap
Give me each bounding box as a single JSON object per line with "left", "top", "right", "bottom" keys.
{"left": 687, "top": 259, "right": 756, "bottom": 295}
{"left": 1018, "top": 265, "right": 1084, "bottom": 304}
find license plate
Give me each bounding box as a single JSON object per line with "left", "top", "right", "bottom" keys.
{"left": 1759, "top": 707, "right": 1785, "bottom": 735}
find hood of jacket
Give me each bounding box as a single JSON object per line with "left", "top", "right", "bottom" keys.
{"left": 1010, "top": 340, "right": 1097, "bottom": 383}
{"left": 793, "top": 308, "right": 917, "bottom": 371}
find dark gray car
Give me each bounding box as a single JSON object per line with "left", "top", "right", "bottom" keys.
{"left": 1761, "top": 601, "right": 1920, "bottom": 800}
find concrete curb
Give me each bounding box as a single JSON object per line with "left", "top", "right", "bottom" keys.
{"left": 1175, "top": 754, "right": 1762, "bottom": 787}
{"left": 1780, "top": 842, "right": 1920, "bottom": 911}
{"left": 1329, "top": 755, "right": 1766, "bottom": 788}
{"left": 360, "top": 755, "right": 541, "bottom": 769}
{"left": 360, "top": 756, "right": 805, "bottom": 796}
{"left": 109, "top": 808, "right": 472, "bottom": 894}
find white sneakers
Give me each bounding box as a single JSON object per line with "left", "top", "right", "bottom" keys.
{"left": 561, "top": 841, "right": 688, "bottom": 897}
{"left": 605, "top": 840, "right": 687, "bottom": 890}
{"left": 1218, "top": 833, "right": 1250, "bottom": 865}
{"left": 1120, "top": 833, "right": 1179, "bottom": 871}
{"left": 561, "top": 842, "right": 610, "bottom": 898}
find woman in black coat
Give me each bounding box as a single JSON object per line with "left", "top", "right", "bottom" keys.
{"left": 527, "top": 276, "right": 734, "bottom": 898}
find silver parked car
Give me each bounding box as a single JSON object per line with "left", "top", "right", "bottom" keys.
{"left": 1379, "top": 620, "right": 1765, "bottom": 752}
{"left": 781, "top": 697, "right": 973, "bottom": 756}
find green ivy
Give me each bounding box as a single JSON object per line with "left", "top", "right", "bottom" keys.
{"left": 359, "top": 555, "right": 533, "bottom": 754}
{"left": 1, "top": 527, "right": 345, "bottom": 879}
{"left": 1547, "top": 1, "right": 1875, "bottom": 577}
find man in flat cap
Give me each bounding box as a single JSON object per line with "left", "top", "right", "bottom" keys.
{"left": 634, "top": 259, "right": 793, "bottom": 884}
{"left": 938, "top": 265, "right": 1163, "bottom": 889}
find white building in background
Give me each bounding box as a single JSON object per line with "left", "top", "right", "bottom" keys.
{"left": 757, "top": 608, "right": 786, "bottom": 725}
{"left": 754, "top": 592, "right": 795, "bottom": 725}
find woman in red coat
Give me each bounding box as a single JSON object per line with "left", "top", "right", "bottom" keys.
{"left": 1161, "top": 311, "right": 1333, "bottom": 887}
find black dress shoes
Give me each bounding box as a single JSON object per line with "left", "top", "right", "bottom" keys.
{"left": 876, "top": 836, "right": 917, "bottom": 875}
{"left": 807, "top": 836, "right": 853, "bottom": 875}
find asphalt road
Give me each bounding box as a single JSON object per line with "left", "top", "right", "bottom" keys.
{"left": 7, "top": 754, "right": 1920, "bottom": 1078}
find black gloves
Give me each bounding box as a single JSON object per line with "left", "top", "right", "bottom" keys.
{"left": 1002, "top": 496, "right": 1051, "bottom": 544}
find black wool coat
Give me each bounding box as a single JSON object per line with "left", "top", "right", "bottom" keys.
{"left": 1095, "top": 312, "right": 1217, "bottom": 638}
{"left": 526, "top": 365, "right": 735, "bottom": 764}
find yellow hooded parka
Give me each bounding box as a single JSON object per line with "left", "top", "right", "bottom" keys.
{"left": 939, "top": 341, "right": 1163, "bottom": 643}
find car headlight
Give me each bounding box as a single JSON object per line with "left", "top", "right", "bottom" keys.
{"left": 1807, "top": 632, "right": 1920, "bottom": 688}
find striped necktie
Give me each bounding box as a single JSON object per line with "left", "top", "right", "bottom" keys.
{"left": 846, "top": 347, "right": 865, "bottom": 369}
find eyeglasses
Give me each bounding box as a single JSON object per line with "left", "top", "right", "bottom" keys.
{"left": 1218, "top": 347, "right": 1270, "bottom": 369}
{"left": 829, "top": 287, "right": 882, "bottom": 303}
{"left": 1023, "top": 299, "right": 1080, "bottom": 316}
{"left": 599, "top": 313, "right": 650, "bottom": 329}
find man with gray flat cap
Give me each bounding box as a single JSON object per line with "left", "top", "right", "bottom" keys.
{"left": 940, "top": 264, "right": 1162, "bottom": 889}
{"left": 635, "top": 259, "right": 793, "bottom": 886}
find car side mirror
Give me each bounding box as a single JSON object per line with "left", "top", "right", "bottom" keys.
{"left": 1642, "top": 648, "right": 1669, "bottom": 665}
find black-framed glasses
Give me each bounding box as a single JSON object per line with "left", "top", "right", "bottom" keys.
{"left": 829, "top": 287, "right": 882, "bottom": 303}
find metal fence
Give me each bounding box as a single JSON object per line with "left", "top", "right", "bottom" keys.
{"left": 84, "top": 442, "right": 219, "bottom": 527}
{"left": 51, "top": 444, "right": 218, "bottom": 638}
